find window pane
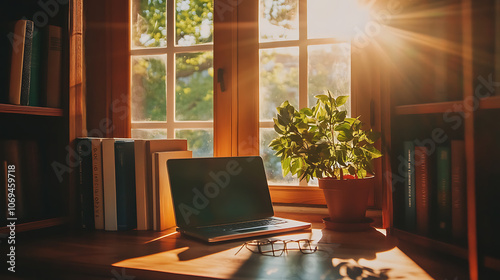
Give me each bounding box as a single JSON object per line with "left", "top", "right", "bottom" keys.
{"left": 131, "top": 0, "right": 167, "bottom": 48}
{"left": 176, "top": 0, "right": 213, "bottom": 46}
{"left": 259, "top": 47, "right": 299, "bottom": 121}
{"left": 260, "top": 128, "right": 298, "bottom": 185}
{"left": 260, "top": 0, "right": 299, "bottom": 42}
{"left": 131, "top": 129, "right": 168, "bottom": 139}
{"left": 131, "top": 56, "right": 167, "bottom": 122}
{"left": 175, "top": 129, "right": 214, "bottom": 157}
{"left": 175, "top": 52, "right": 214, "bottom": 121}
{"left": 308, "top": 0, "right": 370, "bottom": 40}
{"left": 308, "top": 44, "right": 351, "bottom": 113}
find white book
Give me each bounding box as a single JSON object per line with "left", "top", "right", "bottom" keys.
{"left": 102, "top": 138, "right": 117, "bottom": 231}
{"left": 152, "top": 150, "right": 192, "bottom": 231}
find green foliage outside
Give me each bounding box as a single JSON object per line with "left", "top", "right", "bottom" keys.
{"left": 131, "top": 0, "right": 214, "bottom": 155}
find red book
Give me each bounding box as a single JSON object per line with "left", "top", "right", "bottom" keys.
{"left": 451, "top": 140, "right": 467, "bottom": 241}
{"left": 415, "top": 146, "right": 430, "bottom": 236}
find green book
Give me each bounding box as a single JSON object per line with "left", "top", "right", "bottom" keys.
{"left": 436, "top": 146, "right": 452, "bottom": 237}
{"left": 28, "top": 27, "right": 42, "bottom": 106}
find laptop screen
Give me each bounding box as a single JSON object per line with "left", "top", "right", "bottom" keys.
{"left": 167, "top": 156, "right": 275, "bottom": 228}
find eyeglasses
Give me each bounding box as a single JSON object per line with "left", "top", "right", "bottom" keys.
{"left": 235, "top": 239, "right": 318, "bottom": 257}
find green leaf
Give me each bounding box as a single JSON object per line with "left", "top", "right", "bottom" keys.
{"left": 336, "top": 96, "right": 349, "bottom": 107}
{"left": 274, "top": 123, "right": 284, "bottom": 134}
{"left": 314, "top": 94, "right": 329, "bottom": 103}
{"left": 337, "top": 130, "right": 353, "bottom": 142}
{"left": 335, "top": 110, "right": 347, "bottom": 122}
{"left": 360, "top": 145, "right": 382, "bottom": 158}
{"left": 282, "top": 157, "right": 291, "bottom": 176}
{"left": 334, "top": 123, "right": 350, "bottom": 132}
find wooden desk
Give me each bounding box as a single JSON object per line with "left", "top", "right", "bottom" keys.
{"left": 8, "top": 226, "right": 433, "bottom": 280}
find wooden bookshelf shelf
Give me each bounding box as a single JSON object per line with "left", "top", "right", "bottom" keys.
{"left": 479, "top": 96, "right": 500, "bottom": 110}
{"left": 395, "top": 101, "right": 463, "bottom": 115}
{"left": 0, "top": 217, "right": 67, "bottom": 234}
{"left": 391, "top": 228, "right": 468, "bottom": 260}
{"left": 0, "top": 103, "right": 63, "bottom": 117}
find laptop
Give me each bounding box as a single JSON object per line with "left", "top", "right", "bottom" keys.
{"left": 166, "top": 156, "right": 311, "bottom": 242}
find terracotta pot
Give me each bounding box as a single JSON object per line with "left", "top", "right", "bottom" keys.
{"left": 318, "top": 176, "right": 374, "bottom": 223}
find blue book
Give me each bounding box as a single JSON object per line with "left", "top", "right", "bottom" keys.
{"left": 114, "top": 140, "right": 137, "bottom": 230}
{"left": 403, "top": 141, "right": 416, "bottom": 231}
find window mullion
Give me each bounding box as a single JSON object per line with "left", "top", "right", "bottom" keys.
{"left": 166, "top": 0, "right": 175, "bottom": 139}
{"left": 298, "top": 0, "right": 309, "bottom": 187}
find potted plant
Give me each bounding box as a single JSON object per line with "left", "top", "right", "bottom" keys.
{"left": 269, "top": 90, "right": 382, "bottom": 227}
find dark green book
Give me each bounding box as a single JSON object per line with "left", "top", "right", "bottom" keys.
{"left": 28, "top": 27, "right": 42, "bottom": 106}
{"left": 436, "top": 145, "right": 452, "bottom": 237}
{"left": 75, "top": 138, "right": 95, "bottom": 230}
{"left": 403, "top": 141, "right": 416, "bottom": 231}
{"left": 114, "top": 140, "right": 137, "bottom": 230}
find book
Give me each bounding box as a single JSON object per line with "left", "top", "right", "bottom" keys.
{"left": 414, "top": 145, "right": 430, "bottom": 236}
{"left": 75, "top": 138, "right": 95, "bottom": 229}
{"left": 451, "top": 140, "right": 467, "bottom": 241}
{"left": 114, "top": 140, "right": 137, "bottom": 230}
{"left": 403, "top": 141, "right": 416, "bottom": 231}
{"left": 102, "top": 138, "right": 118, "bottom": 231}
{"left": 43, "top": 25, "right": 62, "bottom": 108}
{"left": 28, "top": 26, "right": 42, "bottom": 107}
{"left": 134, "top": 139, "right": 149, "bottom": 230}
{"left": 436, "top": 145, "right": 452, "bottom": 237}
{"left": 152, "top": 150, "right": 192, "bottom": 231}
{"left": 20, "top": 140, "right": 44, "bottom": 221}
{"left": 135, "top": 139, "right": 188, "bottom": 230}
{"left": 91, "top": 138, "right": 104, "bottom": 230}
{"left": 8, "top": 20, "right": 34, "bottom": 106}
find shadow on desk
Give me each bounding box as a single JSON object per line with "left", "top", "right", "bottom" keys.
{"left": 230, "top": 228, "right": 398, "bottom": 280}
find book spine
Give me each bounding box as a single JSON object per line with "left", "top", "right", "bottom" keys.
{"left": 134, "top": 140, "right": 150, "bottom": 230}
{"left": 114, "top": 141, "right": 137, "bottom": 231}
{"left": 451, "top": 140, "right": 467, "bottom": 241}
{"left": 45, "top": 25, "right": 62, "bottom": 108}
{"left": 436, "top": 145, "right": 452, "bottom": 237}
{"left": 102, "top": 139, "right": 117, "bottom": 231}
{"left": 91, "top": 139, "right": 104, "bottom": 230}
{"left": 403, "top": 141, "right": 416, "bottom": 231}
{"left": 8, "top": 20, "right": 30, "bottom": 105}
{"left": 19, "top": 20, "right": 33, "bottom": 106}
{"left": 75, "top": 138, "right": 95, "bottom": 229}
{"left": 29, "top": 27, "right": 41, "bottom": 107}
{"left": 415, "top": 146, "right": 430, "bottom": 236}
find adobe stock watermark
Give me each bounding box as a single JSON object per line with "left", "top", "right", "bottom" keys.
{"left": 386, "top": 73, "right": 500, "bottom": 191}
{"left": 8, "top": 0, "right": 69, "bottom": 54}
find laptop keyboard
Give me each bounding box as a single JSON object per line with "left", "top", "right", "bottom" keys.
{"left": 202, "top": 218, "right": 288, "bottom": 232}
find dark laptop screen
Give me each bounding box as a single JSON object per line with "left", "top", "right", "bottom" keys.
{"left": 167, "top": 156, "right": 275, "bottom": 228}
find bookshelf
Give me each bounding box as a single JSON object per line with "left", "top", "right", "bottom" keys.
{"left": 0, "top": 0, "right": 83, "bottom": 233}
{"left": 382, "top": 0, "right": 500, "bottom": 279}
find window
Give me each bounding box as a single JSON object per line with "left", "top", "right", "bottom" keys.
{"left": 130, "top": 0, "right": 214, "bottom": 157}
{"left": 259, "top": 0, "right": 369, "bottom": 186}
{"left": 128, "top": 0, "right": 376, "bottom": 195}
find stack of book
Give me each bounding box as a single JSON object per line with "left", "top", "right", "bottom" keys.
{"left": 75, "top": 138, "right": 192, "bottom": 231}
{"left": 0, "top": 19, "right": 62, "bottom": 108}
{"left": 402, "top": 139, "right": 467, "bottom": 242}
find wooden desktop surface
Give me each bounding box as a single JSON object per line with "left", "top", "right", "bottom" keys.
{"left": 10, "top": 222, "right": 433, "bottom": 280}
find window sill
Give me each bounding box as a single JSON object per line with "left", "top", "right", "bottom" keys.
{"left": 273, "top": 205, "right": 383, "bottom": 229}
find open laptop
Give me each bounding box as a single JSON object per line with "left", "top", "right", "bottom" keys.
{"left": 166, "top": 156, "right": 311, "bottom": 242}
